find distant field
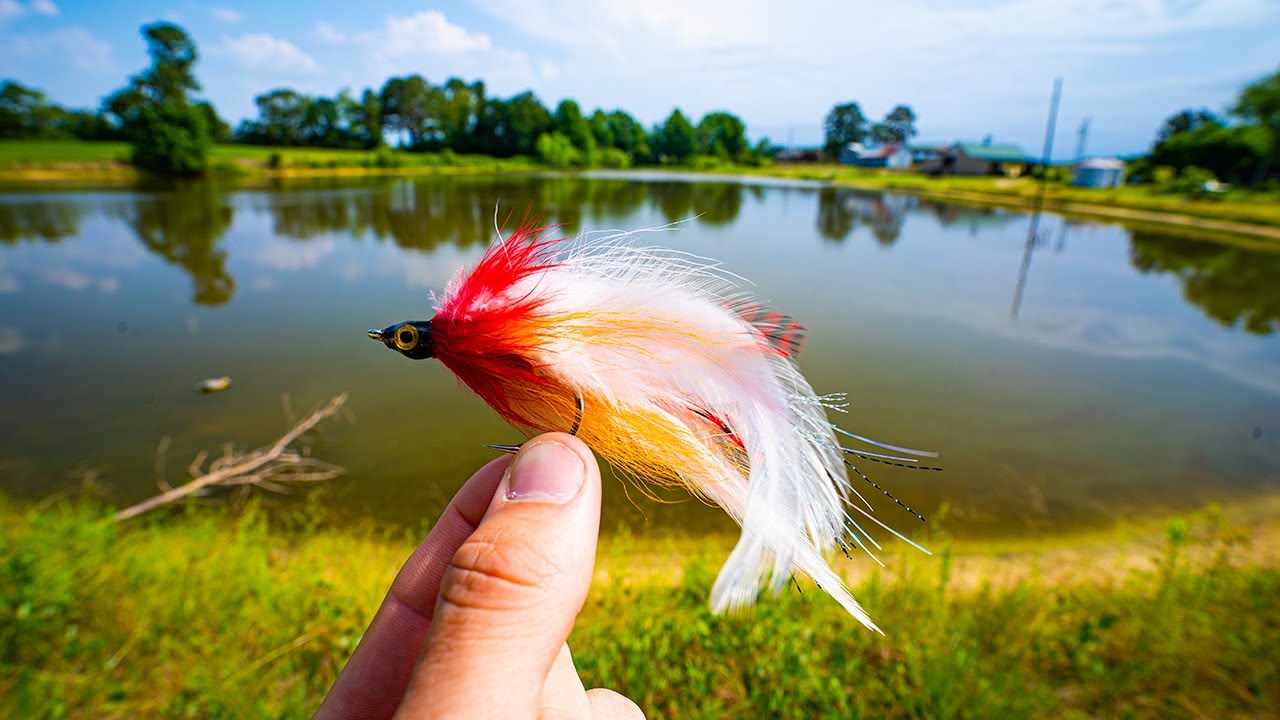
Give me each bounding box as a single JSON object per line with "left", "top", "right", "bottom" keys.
{"left": 0, "top": 140, "right": 131, "bottom": 165}
{"left": 0, "top": 140, "right": 535, "bottom": 172}
{"left": 754, "top": 164, "right": 1280, "bottom": 231}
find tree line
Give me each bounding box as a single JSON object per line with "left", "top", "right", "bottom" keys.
{"left": 822, "top": 102, "right": 918, "bottom": 157}
{"left": 1133, "top": 68, "right": 1280, "bottom": 188}
{"left": 0, "top": 21, "right": 770, "bottom": 175}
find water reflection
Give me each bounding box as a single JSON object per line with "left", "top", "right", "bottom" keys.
{"left": 1, "top": 176, "right": 1277, "bottom": 537}
{"left": 816, "top": 188, "right": 1018, "bottom": 245}
{"left": 0, "top": 197, "right": 84, "bottom": 244}
{"left": 109, "top": 182, "right": 236, "bottom": 306}
{"left": 1130, "top": 231, "right": 1280, "bottom": 336}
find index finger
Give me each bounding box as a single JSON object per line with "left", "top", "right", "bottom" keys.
{"left": 314, "top": 454, "right": 513, "bottom": 720}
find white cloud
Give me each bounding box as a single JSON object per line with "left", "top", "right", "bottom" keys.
{"left": 324, "top": 10, "right": 538, "bottom": 95}
{"left": 361, "top": 10, "right": 492, "bottom": 58}
{"left": 314, "top": 20, "right": 345, "bottom": 44}
{"left": 0, "top": 0, "right": 24, "bottom": 23}
{"left": 0, "top": 26, "right": 114, "bottom": 73}
{"left": 472, "top": 0, "right": 1280, "bottom": 155}
{"left": 211, "top": 7, "right": 243, "bottom": 23}
{"left": 215, "top": 33, "right": 317, "bottom": 74}
{"left": 0, "top": 0, "right": 57, "bottom": 23}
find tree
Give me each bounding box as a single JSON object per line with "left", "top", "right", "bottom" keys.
{"left": 239, "top": 88, "right": 310, "bottom": 146}
{"left": 104, "top": 22, "right": 210, "bottom": 175}
{"left": 880, "top": 104, "right": 917, "bottom": 143}
{"left": 1157, "top": 108, "right": 1220, "bottom": 143}
{"left": 824, "top": 102, "right": 867, "bottom": 157}
{"left": 554, "top": 99, "right": 595, "bottom": 162}
{"left": 607, "top": 110, "right": 650, "bottom": 161}
{"left": 535, "top": 131, "right": 581, "bottom": 167}
{"left": 654, "top": 109, "right": 696, "bottom": 163}
{"left": 438, "top": 78, "right": 484, "bottom": 151}
{"left": 195, "top": 101, "right": 231, "bottom": 143}
{"left": 0, "top": 81, "right": 55, "bottom": 138}
{"left": 696, "top": 111, "right": 748, "bottom": 160}
{"left": 1232, "top": 66, "right": 1280, "bottom": 185}
{"left": 869, "top": 124, "right": 897, "bottom": 144}
{"left": 355, "top": 89, "right": 382, "bottom": 148}
{"left": 1151, "top": 124, "right": 1269, "bottom": 186}
{"left": 379, "top": 75, "right": 436, "bottom": 148}
{"left": 589, "top": 109, "right": 615, "bottom": 150}
{"left": 502, "top": 91, "right": 553, "bottom": 156}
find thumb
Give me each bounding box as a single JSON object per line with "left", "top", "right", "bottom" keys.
{"left": 393, "top": 433, "right": 601, "bottom": 719}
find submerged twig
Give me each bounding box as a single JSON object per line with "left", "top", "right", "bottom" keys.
{"left": 112, "top": 393, "right": 349, "bottom": 522}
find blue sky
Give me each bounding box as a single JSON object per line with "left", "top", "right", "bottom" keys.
{"left": 1, "top": 0, "right": 1276, "bottom": 158}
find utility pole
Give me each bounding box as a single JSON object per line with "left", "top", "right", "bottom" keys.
{"left": 1011, "top": 77, "right": 1063, "bottom": 320}
{"left": 1073, "top": 117, "right": 1091, "bottom": 164}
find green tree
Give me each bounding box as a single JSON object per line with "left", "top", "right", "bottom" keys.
{"left": 881, "top": 104, "right": 917, "bottom": 143}
{"left": 439, "top": 78, "right": 484, "bottom": 151}
{"left": 1232, "top": 66, "right": 1280, "bottom": 185}
{"left": 1157, "top": 108, "right": 1220, "bottom": 143}
{"left": 0, "top": 81, "right": 57, "bottom": 138}
{"left": 696, "top": 111, "right": 747, "bottom": 160}
{"left": 1151, "top": 124, "right": 1268, "bottom": 186}
{"left": 607, "top": 110, "right": 650, "bottom": 161}
{"left": 195, "top": 101, "right": 231, "bottom": 143}
{"left": 554, "top": 99, "right": 596, "bottom": 163}
{"left": 379, "top": 75, "right": 437, "bottom": 148}
{"left": 535, "top": 131, "right": 582, "bottom": 167}
{"left": 104, "top": 22, "right": 210, "bottom": 175}
{"left": 589, "top": 109, "right": 615, "bottom": 150}
{"left": 654, "top": 109, "right": 696, "bottom": 164}
{"left": 239, "top": 88, "right": 310, "bottom": 146}
{"left": 824, "top": 102, "right": 867, "bottom": 158}
{"left": 501, "top": 91, "right": 554, "bottom": 156}
{"left": 355, "top": 89, "right": 382, "bottom": 148}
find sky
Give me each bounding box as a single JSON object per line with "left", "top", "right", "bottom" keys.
{"left": 0, "top": 0, "right": 1276, "bottom": 158}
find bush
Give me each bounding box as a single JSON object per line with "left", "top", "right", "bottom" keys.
{"left": 535, "top": 131, "right": 582, "bottom": 168}
{"left": 1167, "top": 165, "right": 1219, "bottom": 195}
{"left": 129, "top": 103, "right": 210, "bottom": 175}
{"left": 598, "top": 147, "right": 631, "bottom": 169}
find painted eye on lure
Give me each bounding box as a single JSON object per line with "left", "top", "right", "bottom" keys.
{"left": 367, "top": 221, "right": 939, "bottom": 633}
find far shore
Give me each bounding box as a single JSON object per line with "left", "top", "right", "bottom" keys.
{"left": 3, "top": 140, "right": 1279, "bottom": 245}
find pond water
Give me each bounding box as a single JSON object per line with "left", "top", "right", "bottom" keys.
{"left": 1, "top": 174, "right": 1278, "bottom": 539}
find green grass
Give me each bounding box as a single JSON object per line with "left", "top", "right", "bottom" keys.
{"left": 0, "top": 140, "right": 131, "bottom": 166}
{"left": 2, "top": 495, "right": 1276, "bottom": 719}
{"left": 0, "top": 140, "right": 540, "bottom": 176}
{"left": 749, "top": 164, "right": 1280, "bottom": 231}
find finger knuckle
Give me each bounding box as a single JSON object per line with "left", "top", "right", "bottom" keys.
{"left": 439, "top": 531, "right": 560, "bottom": 612}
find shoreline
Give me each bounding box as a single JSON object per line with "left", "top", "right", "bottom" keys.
{"left": 2, "top": 146, "right": 1279, "bottom": 244}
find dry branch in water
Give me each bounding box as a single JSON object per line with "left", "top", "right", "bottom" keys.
{"left": 113, "top": 393, "right": 350, "bottom": 522}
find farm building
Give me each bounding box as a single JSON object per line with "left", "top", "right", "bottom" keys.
{"left": 949, "top": 141, "right": 1032, "bottom": 176}
{"left": 1071, "top": 158, "right": 1126, "bottom": 188}
{"left": 839, "top": 143, "right": 912, "bottom": 169}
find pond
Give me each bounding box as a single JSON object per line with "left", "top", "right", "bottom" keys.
{"left": 1, "top": 174, "right": 1278, "bottom": 539}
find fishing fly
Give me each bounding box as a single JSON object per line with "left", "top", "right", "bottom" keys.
{"left": 368, "top": 220, "right": 938, "bottom": 633}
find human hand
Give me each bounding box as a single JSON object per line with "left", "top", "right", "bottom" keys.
{"left": 315, "top": 433, "right": 643, "bottom": 719}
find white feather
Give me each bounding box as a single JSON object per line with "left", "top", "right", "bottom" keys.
{"left": 492, "top": 229, "right": 922, "bottom": 632}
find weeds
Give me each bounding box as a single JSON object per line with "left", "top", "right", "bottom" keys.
{"left": 1, "top": 497, "right": 1276, "bottom": 719}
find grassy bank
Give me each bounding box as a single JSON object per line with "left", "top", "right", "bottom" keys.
{"left": 0, "top": 140, "right": 539, "bottom": 183}
{"left": 2, "top": 494, "right": 1277, "bottom": 719}
{"left": 747, "top": 164, "right": 1280, "bottom": 240}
